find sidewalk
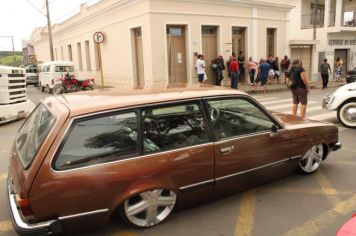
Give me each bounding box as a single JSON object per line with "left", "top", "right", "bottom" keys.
{"left": 237, "top": 79, "right": 345, "bottom": 94}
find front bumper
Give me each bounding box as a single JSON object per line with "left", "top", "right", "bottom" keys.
{"left": 331, "top": 142, "right": 342, "bottom": 151}
{"left": 7, "top": 177, "right": 63, "bottom": 235}
{"left": 0, "top": 100, "right": 35, "bottom": 124}
{"left": 322, "top": 95, "right": 334, "bottom": 111}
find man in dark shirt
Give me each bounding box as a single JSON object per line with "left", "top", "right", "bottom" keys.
{"left": 320, "top": 58, "right": 331, "bottom": 89}
{"left": 281, "top": 55, "right": 291, "bottom": 83}
{"left": 290, "top": 59, "right": 310, "bottom": 118}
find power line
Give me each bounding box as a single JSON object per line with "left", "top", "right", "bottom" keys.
{"left": 24, "top": 0, "right": 46, "bottom": 17}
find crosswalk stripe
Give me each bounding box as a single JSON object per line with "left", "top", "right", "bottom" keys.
{"left": 308, "top": 112, "right": 337, "bottom": 121}
{"left": 266, "top": 101, "right": 318, "bottom": 110}
{"left": 253, "top": 97, "right": 278, "bottom": 102}
{"left": 260, "top": 98, "right": 292, "bottom": 105}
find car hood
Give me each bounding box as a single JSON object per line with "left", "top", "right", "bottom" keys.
{"left": 271, "top": 112, "right": 332, "bottom": 128}
{"left": 333, "top": 82, "right": 356, "bottom": 96}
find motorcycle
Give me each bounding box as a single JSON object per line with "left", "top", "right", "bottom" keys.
{"left": 52, "top": 74, "right": 95, "bottom": 95}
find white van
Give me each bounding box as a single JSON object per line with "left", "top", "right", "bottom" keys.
{"left": 39, "top": 61, "right": 75, "bottom": 93}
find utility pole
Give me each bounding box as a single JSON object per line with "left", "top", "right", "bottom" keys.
{"left": 0, "top": 36, "right": 16, "bottom": 63}
{"left": 45, "top": 0, "right": 54, "bottom": 61}
{"left": 313, "top": 0, "right": 319, "bottom": 40}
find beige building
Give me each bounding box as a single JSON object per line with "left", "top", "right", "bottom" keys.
{"left": 289, "top": 0, "right": 356, "bottom": 81}
{"left": 31, "top": 0, "right": 295, "bottom": 88}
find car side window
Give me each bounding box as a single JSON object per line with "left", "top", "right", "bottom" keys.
{"left": 207, "top": 98, "right": 274, "bottom": 140}
{"left": 142, "top": 102, "right": 209, "bottom": 153}
{"left": 54, "top": 112, "right": 139, "bottom": 170}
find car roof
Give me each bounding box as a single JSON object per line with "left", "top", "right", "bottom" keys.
{"left": 41, "top": 61, "right": 74, "bottom": 66}
{"left": 53, "top": 85, "right": 248, "bottom": 117}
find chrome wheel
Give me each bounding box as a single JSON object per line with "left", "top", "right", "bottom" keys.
{"left": 299, "top": 144, "right": 324, "bottom": 174}
{"left": 338, "top": 101, "right": 356, "bottom": 128}
{"left": 124, "top": 189, "right": 176, "bottom": 227}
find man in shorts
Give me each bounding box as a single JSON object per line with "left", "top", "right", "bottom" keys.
{"left": 290, "top": 59, "right": 309, "bottom": 118}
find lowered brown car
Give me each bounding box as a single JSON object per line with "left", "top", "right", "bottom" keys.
{"left": 7, "top": 88, "right": 341, "bottom": 235}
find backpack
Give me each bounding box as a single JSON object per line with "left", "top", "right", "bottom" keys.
{"left": 286, "top": 69, "right": 297, "bottom": 89}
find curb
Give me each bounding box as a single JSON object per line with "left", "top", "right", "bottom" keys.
{"left": 243, "top": 83, "right": 344, "bottom": 94}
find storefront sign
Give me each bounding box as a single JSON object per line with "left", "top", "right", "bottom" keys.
{"left": 328, "top": 39, "right": 356, "bottom": 46}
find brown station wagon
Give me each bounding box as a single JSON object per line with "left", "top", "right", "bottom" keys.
{"left": 7, "top": 87, "right": 341, "bottom": 235}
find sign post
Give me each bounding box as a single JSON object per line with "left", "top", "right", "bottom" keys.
{"left": 93, "top": 32, "right": 105, "bottom": 88}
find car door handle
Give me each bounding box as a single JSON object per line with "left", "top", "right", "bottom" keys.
{"left": 220, "top": 146, "right": 234, "bottom": 154}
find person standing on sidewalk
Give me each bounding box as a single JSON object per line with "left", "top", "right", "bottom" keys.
{"left": 248, "top": 57, "right": 257, "bottom": 86}
{"left": 289, "top": 59, "right": 310, "bottom": 118}
{"left": 195, "top": 54, "right": 206, "bottom": 84}
{"left": 272, "top": 57, "right": 281, "bottom": 84}
{"left": 238, "top": 52, "right": 245, "bottom": 83}
{"left": 281, "top": 55, "right": 291, "bottom": 83}
{"left": 320, "top": 58, "right": 331, "bottom": 89}
{"left": 229, "top": 57, "right": 239, "bottom": 89}
{"left": 254, "top": 59, "right": 269, "bottom": 93}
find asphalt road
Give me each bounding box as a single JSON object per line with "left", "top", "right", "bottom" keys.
{"left": 0, "top": 86, "right": 355, "bottom": 236}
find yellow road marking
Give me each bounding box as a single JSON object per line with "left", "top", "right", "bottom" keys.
{"left": 283, "top": 193, "right": 356, "bottom": 236}
{"left": 259, "top": 186, "right": 353, "bottom": 196}
{"left": 0, "top": 174, "right": 7, "bottom": 181}
{"left": 315, "top": 171, "right": 340, "bottom": 204}
{"left": 111, "top": 231, "right": 138, "bottom": 236}
{"left": 0, "top": 220, "right": 12, "bottom": 232}
{"left": 235, "top": 190, "right": 256, "bottom": 236}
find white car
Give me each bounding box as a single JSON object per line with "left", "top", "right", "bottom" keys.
{"left": 323, "top": 82, "right": 356, "bottom": 128}
{"left": 39, "top": 61, "right": 75, "bottom": 93}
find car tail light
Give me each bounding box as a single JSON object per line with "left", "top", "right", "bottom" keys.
{"left": 16, "top": 195, "right": 35, "bottom": 220}
{"left": 353, "top": 213, "right": 356, "bottom": 218}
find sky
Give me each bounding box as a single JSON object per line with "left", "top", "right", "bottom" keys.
{"left": 0, "top": 0, "right": 99, "bottom": 51}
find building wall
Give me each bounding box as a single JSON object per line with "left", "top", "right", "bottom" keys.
{"left": 31, "top": 0, "right": 293, "bottom": 88}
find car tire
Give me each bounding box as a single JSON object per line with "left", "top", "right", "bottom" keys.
{"left": 337, "top": 100, "right": 356, "bottom": 128}
{"left": 53, "top": 85, "right": 65, "bottom": 95}
{"left": 121, "top": 189, "right": 177, "bottom": 228}
{"left": 298, "top": 144, "right": 324, "bottom": 174}
{"left": 83, "top": 84, "right": 94, "bottom": 91}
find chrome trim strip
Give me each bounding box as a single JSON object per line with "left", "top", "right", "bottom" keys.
{"left": 290, "top": 155, "right": 302, "bottom": 160}
{"left": 58, "top": 209, "right": 109, "bottom": 220}
{"left": 215, "top": 158, "right": 291, "bottom": 182}
{"left": 179, "top": 179, "right": 215, "bottom": 191}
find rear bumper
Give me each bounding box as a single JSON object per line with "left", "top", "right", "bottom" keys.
{"left": 7, "top": 177, "right": 63, "bottom": 235}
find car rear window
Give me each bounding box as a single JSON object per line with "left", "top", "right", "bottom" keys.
{"left": 16, "top": 104, "right": 55, "bottom": 169}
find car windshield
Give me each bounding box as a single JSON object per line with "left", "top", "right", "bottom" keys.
{"left": 16, "top": 104, "right": 55, "bottom": 169}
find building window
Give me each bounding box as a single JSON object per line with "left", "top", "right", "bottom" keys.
{"left": 93, "top": 40, "right": 99, "bottom": 71}
{"left": 77, "top": 42, "right": 83, "bottom": 70}
{"left": 85, "top": 40, "right": 91, "bottom": 71}
{"left": 266, "top": 28, "right": 276, "bottom": 57}
{"left": 68, "top": 45, "right": 73, "bottom": 61}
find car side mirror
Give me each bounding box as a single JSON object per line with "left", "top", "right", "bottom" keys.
{"left": 270, "top": 124, "right": 278, "bottom": 137}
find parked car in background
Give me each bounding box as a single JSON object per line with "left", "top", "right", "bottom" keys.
{"left": 337, "top": 213, "right": 356, "bottom": 236}
{"left": 346, "top": 67, "right": 356, "bottom": 84}
{"left": 0, "top": 65, "right": 35, "bottom": 124}
{"left": 7, "top": 88, "right": 341, "bottom": 235}
{"left": 39, "top": 61, "right": 75, "bottom": 93}
{"left": 323, "top": 82, "right": 356, "bottom": 128}
{"left": 24, "top": 65, "right": 39, "bottom": 87}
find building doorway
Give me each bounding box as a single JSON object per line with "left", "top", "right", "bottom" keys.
{"left": 167, "top": 25, "right": 187, "bottom": 87}
{"left": 266, "top": 28, "right": 276, "bottom": 57}
{"left": 291, "top": 45, "right": 312, "bottom": 79}
{"left": 132, "top": 27, "right": 144, "bottom": 88}
{"left": 334, "top": 49, "right": 348, "bottom": 79}
{"left": 202, "top": 26, "right": 218, "bottom": 85}
{"left": 232, "top": 27, "right": 246, "bottom": 82}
